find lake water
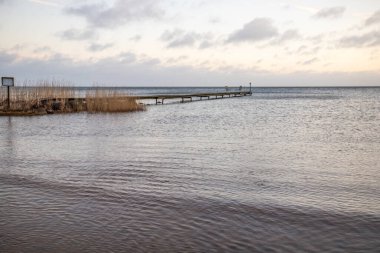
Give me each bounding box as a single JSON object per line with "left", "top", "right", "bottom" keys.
{"left": 0, "top": 87, "right": 379, "bottom": 252}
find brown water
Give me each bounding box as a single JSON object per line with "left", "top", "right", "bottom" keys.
{"left": 0, "top": 87, "right": 379, "bottom": 252}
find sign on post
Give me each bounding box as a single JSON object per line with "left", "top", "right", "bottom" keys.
{"left": 2, "top": 77, "right": 14, "bottom": 87}
{"left": 2, "top": 77, "right": 14, "bottom": 110}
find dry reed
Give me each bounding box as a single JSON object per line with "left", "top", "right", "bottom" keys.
{"left": 0, "top": 80, "right": 75, "bottom": 111}
{"left": 86, "top": 89, "right": 144, "bottom": 113}
{"left": 0, "top": 80, "right": 144, "bottom": 115}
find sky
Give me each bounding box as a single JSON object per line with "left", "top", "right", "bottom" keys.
{"left": 0, "top": 0, "right": 380, "bottom": 86}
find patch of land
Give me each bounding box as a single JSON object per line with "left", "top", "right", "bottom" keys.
{"left": 0, "top": 85, "right": 144, "bottom": 116}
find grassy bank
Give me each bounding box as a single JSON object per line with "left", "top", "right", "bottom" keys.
{"left": 0, "top": 82, "right": 144, "bottom": 116}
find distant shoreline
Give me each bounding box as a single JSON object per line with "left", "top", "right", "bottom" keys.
{"left": 2, "top": 86, "right": 379, "bottom": 89}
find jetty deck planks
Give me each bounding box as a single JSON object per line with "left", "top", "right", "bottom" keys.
{"left": 131, "top": 91, "right": 252, "bottom": 104}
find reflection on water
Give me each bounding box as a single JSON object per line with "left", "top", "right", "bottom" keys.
{"left": 0, "top": 87, "right": 380, "bottom": 252}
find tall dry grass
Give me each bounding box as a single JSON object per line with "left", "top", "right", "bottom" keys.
{"left": 86, "top": 89, "right": 144, "bottom": 113}
{"left": 0, "top": 80, "right": 76, "bottom": 111}
{"left": 0, "top": 80, "right": 144, "bottom": 114}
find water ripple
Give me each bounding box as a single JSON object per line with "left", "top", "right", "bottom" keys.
{"left": 1, "top": 87, "right": 380, "bottom": 252}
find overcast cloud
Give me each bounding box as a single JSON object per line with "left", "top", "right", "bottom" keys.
{"left": 340, "top": 31, "right": 380, "bottom": 48}
{"left": 161, "top": 30, "right": 213, "bottom": 49}
{"left": 59, "top": 28, "right": 97, "bottom": 41}
{"left": 227, "top": 18, "right": 279, "bottom": 43}
{"left": 88, "top": 43, "right": 113, "bottom": 52}
{"left": 1, "top": 0, "right": 379, "bottom": 86}
{"left": 66, "top": 0, "right": 164, "bottom": 28}
{"left": 313, "top": 6, "right": 346, "bottom": 19}
{"left": 1, "top": 49, "right": 379, "bottom": 86}
{"left": 270, "top": 29, "right": 302, "bottom": 45}
{"left": 365, "top": 10, "right": 380, "bottom": 26}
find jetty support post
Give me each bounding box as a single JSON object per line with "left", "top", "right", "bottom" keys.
{"left": 7, "top": 86, "right": 10, "bottom": 110}
{"left": 249, "top": 82, "right": 252, "bottom": 95}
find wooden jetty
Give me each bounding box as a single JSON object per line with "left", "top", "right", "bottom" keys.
{"left": 21, "top": 90, "right": 252, "bottom": 108}
{"left": 131, "top": 90, "right": 252, "bottom": 105}
{"left": 1, "top": 84, "right": 254, "bottom": 115}
{"left": 1, "top": 86, "right": 253, "bottom": 114}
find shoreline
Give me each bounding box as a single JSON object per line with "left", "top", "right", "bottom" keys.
{"left": 1, "top": 87, "right": 251, "bottom": 116}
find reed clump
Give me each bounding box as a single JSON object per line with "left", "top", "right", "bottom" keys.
{"left": 0, "top": 80, "right": 144, "bottom": 116}
{"left": 0, "top": 80, "right": 76, "bottom": 114}
{"left": 85, "top": 89, "right": 144, "bottom": 113}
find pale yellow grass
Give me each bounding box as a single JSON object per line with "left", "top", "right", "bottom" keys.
{"left": 0, "top": 81, "right": 144, "bottom": 115}
{"left": 86, "top": 89, "right": 144, "bottom": 113}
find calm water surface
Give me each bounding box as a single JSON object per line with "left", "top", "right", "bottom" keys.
{"left": 0, "top": 87, "right": 379, "bottom": 252}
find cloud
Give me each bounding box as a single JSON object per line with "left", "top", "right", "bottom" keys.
{"left": 0, "top": 51, "right": 16, "bottom": 64}
{"left": 314, "top": 6, "right": 346, "bottom": 19}
{"left": 299, "top": 57, "right": 318, "bottom": 65}
{"left": 271, "top": 29, "right": 301, "bottom": 45}
{"left": 340, "top": 31, "right": 380, "bottom": 47}
{"left": 118, "top": 52, "right": 137, "bottom": 63}
{"left": 59, "top": 28, "right": 96, "bottom": 41}
{"left": 293, "top": 4, "right": 318, "bottom": 14}
{"left": 227, "top": 18, "right": 278, "bottom": 43}
{"left": 0, "top": 0, "right": 14, "bottom": 6}
{"left": 130, "top": 35, "right": 142, "bottom": 42}
{"left": 0, "top": 51, "right": 223, "bottom": 86}
{"left": 161, "top": 29, "right": 213, "bottom": 49}
{"left": 1, "top": 50, "right": 380, "bottom": 87}
{"left": 28, "top": 0, "right": 62, "bottom": 8}
{"left": 209, "top": 17, "right": 221, "bottom": 24}
{"left": 66, "top": 0, "right": 164, "bottom": 28}
{"left": 280, "top": 30, "right": 301, "bottom": 41}
{"left": 161, "top": 30, "right": 197, "bottom": 48}
{"left": 365, "top": 10, "right": 380, "bottom": 26}
{"left": 295, "top": 45, "right": 320, "bottom": 55}
{"left": 88, "top": 43, "right": 113, "bottom": 52}
{"left": 33, "top": 46, "right": 52, "bottom": 53}
{"left": 199, "top": 40, "right": 213, "bottom": 49}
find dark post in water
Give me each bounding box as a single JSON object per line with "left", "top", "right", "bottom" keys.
{"left": 2, "top": 77, "right": 15, "bottom": 110}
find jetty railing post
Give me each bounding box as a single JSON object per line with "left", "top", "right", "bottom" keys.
{"left": 7, "top": 86, "right": 10, "bottom": 110}
{"left": 249, "top": 82, "right": 252, "bottom": 94}
{"left": 136, "top": 90, "right": 251, "bottom": 105}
